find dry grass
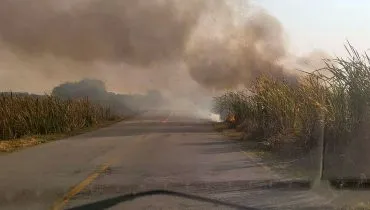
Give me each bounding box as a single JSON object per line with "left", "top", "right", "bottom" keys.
{"left": 0, "top": 135, "right": 58, "bottom": 152}
{"left": 0, "top": 94, "right": 120, "bottom": 150}
{"left": 213, "top": 43, "right": 370, "bottom": 152}
{"left": 0, "top": 118, "right": 122, "bottom": 153}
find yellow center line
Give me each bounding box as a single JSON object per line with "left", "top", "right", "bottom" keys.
{"left": 51, "top": 161, "right": 114, "bottom": 210}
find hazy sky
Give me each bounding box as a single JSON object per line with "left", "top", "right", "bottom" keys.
{"left": 254, "top": 0, "right": 370, "bottom": 57}
{"left": 1, "top": 0, "right": 369, "bottom": 94}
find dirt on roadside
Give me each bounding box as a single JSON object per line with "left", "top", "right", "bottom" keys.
{"left": 213, "top": 122, "right": 321, "bottom": 180}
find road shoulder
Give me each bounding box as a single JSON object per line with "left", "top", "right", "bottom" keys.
{"left": 0, "top": 118, "right": 126, "bottom": 153}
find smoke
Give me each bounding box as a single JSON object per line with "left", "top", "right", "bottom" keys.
{"left": 0, "top": 0, "right": 204, "bottom": 65}
{"left": 0, "top": 0, "right": 329, "bottom": 109}
{"left": 185, "top": 7, "right": 289, "bottom": 89}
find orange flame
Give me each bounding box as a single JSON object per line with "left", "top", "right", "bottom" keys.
{"left": 226, "top": 114, "right": 236, "bottom": 123}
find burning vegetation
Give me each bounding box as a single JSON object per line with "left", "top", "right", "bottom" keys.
{"left": 0, "top": 0, "right": 364, "bottom": 163}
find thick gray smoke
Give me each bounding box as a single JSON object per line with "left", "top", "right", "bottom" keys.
{"left": 0, "top": 0, "right": 328, "bottom": 98}
{"left": 0, "top": 0, "right": 203, "bottom": 65}
{"left": 185, "top": 8, "right": 289, "bottom": 89}
{"left": 0, "top": 0, "right": 297, "bottom": 90}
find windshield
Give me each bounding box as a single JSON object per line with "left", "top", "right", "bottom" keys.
{"left": 1, "top": 0, "right": 370, "bottom": 210}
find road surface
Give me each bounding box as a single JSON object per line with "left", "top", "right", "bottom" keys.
{"left": 0, "top": 111, "right": 335, "bottom": 209}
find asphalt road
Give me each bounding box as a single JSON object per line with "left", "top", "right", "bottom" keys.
{"left": 0, "top": 111, "right": 336, "bottom": 209}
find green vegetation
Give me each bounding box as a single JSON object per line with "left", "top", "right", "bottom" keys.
{"left": 213, "top": 44, "right": 370, "bottom": 152}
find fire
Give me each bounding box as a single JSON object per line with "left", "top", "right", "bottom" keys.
{"left": 226, "top": 114, "right": 236, "bottom": 123}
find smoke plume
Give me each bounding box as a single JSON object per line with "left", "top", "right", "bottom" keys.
{"left": 0, "top": 0, "right": 327, "bottom": 98}
{"left": 0, "top": 0, "right": 204, "bottom": 65}
{"left": 185, "top": 6, "right": 289, "bottom": 89}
